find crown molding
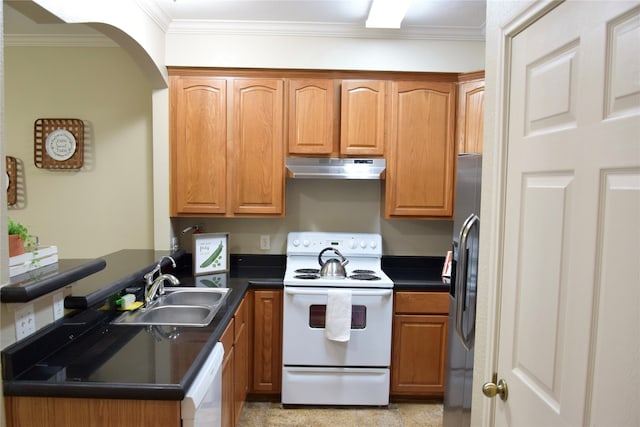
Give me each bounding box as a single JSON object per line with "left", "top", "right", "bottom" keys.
{"left": 167, "top": 20, "right": 486, "bottom": 41}
{"left": 135, "top": 0, "right": 171, "bottom": 33}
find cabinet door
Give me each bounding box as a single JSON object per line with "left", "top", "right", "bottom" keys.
{"left": 391, "top": 314, "right": 448, "bottom": 396}
{"left": 340, "top": 80, "right": 386, "bottom": 156}
{"left": 251, "top": 289, "right": 283, "bottom": 394}
{"left": 456, "top": 78, "right": 485, "bottom": 154}
{"left": 230, "top": 79, "right": 285, "bottom": 215}
{"left": 386, "top": 81, "right": 455, "bottom": 218}
{"left": 233, "top": 297, "right": 249, "bottom": 426}
{"left": 288, "top": 79, "right": 337, "bottom": 154}
{"left": 171, "top": 76, "right": 227, "bottom": 215}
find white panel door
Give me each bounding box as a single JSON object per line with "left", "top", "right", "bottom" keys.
{"left": 493, "top": 1, "right": 640, "bottom": 426}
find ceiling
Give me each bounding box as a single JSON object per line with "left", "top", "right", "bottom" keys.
{"left": 4, "top": 0, "right": 487, "bottom": 41}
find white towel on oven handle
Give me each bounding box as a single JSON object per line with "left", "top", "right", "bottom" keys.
{"left": 325, "top": 289, "right": 352, "bottom": 342}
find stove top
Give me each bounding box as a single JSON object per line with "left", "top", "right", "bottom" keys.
{"left": 284, "top": 232, "right": 393, "bottom": 288}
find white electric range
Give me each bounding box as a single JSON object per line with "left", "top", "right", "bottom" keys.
{"left": 282, "top": 232, "right": 394, "bottom": 406}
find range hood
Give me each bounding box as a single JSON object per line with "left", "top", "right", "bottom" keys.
{"left": 286, "top": 158, "right": 386, "bottom": 179}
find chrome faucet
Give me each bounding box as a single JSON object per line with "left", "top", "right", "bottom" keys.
{"left": 144, "top": 273, "right": 180, "bottom": 306}
{"left": 143, "top": 256, "right": 177, "bottom": 307}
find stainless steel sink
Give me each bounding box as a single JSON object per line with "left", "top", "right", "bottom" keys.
{"left": 158, "top": 289, "right": 226, "bottom": 306}
{"left": 136, "top": 305, "right": 213, "bottom": 325}
{"left": 111, "top": 287, "right": 230, "bottom": 327}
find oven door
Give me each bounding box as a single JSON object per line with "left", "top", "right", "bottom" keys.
{"left": 282, "top": 287, "right": 393, "bottom": 367}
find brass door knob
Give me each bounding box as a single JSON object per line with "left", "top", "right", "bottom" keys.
{"left": 482, "top": 378, "right": 508, "bottom": 401}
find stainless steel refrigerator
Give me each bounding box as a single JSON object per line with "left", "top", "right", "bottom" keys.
{"left": 443, "top": 153, "right": 482, "bottom": 427}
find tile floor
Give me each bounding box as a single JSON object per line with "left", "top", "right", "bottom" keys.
{"left": 238, "top": 401, "right": 443, "bottom": 427}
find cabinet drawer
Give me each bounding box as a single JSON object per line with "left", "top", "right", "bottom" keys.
{"left": 394, "top": 292, "right": 449, "bottom": 315}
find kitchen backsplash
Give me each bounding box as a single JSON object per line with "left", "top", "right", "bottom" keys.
{"left": 172, "top": 179, "right": 453, "bottom": 256}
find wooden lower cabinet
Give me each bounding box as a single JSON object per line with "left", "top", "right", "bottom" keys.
{"left": 220, "top": 295, "right": 250, "bottom": 427}
{"left": 4, "top": 396, "right": 180, "bottom": 427}
{"left": 250, "top": 289, "right": 283, "bottom": 395}
{"left": 233, "top": 297, "right": 249, "bottom": 424}
{"left": 391, "top": 291, "right": 449, "bottom": 399}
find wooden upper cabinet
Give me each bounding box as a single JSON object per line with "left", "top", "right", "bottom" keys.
{"left": 171, "top": 76, "right": 227, "bottom": 215}
{"left": 170, "top": 73, "right": 285, "bottom": 217}
{"left": 287, "top": 79, "right": 337, "bottom": 154}
{"left": 230, "top": 78, "right": 285, "bottom": 216}
{"left": 385, "top": 81, "right": 456, "bottom": 218}
{"left": 457, "top": 76, "right": 485, "bottom": 154}
{"left": 340, "top": 80, "right": 386, "bottom": 156}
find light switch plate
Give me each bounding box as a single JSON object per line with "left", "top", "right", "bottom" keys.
{"left": 260, "top": 235, "right": 270, "bottom": 250}
{"left": 15, "top": 304, "right": 36, "bottom": 340}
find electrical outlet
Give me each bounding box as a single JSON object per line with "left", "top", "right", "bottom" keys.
{"left": 260, "top": 235, "right": 270, "bottom": 250}
{"left": 53, "top": 292, "right": 64, "bottom": 320}
{"left": 15, "top": 304, "right": 36, "bottom": 340}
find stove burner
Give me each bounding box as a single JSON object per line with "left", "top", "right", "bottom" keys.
{"left": 295, "top": 268, "right": 320, "bottom": 274}
{"left": 349, "top": 274, "right": 381, "bottom": 281}
{"left": 294, "top": 274, "right": 320, "bottom": 280}
{"left": 352, "top": 269, "right": 375, "bottom": 274}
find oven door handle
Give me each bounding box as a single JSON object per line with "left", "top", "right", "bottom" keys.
{"left": 284, "top": 288, "right": 393, "bottom": 297}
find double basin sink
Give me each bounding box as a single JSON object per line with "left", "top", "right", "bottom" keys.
{"left": 112, "top": 287, "right": 230, "bottom": 327}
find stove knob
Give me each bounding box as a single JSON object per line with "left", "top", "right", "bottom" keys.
{"left": 292, "top": 239, "right": 300, "bottom": 247}
{"left": 359, "top": 241, "right": 367, "bottom": 249}
{"left": 370, "top": 241, "right": 378, "bottom": 249}
{"left": 349, "top": 239, "right": 357, "bottom": 249}
{"left": 303, "top": 239, "right": 310, "bottom": 247}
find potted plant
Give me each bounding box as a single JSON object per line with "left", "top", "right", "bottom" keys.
{"left": 8, "top": 218, "right": 34, "bottom": 257}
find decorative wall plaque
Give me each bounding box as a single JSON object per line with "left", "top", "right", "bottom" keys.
{"left": 34, "top": 118, "right": 84, "bottom": 169}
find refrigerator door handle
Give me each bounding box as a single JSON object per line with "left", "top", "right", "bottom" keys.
{"left": 455, "top": 213, "right": 479, "bottom": 351}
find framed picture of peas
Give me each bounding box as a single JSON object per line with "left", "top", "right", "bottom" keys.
{"left": 193, "top": 232, "right": 229, "bottom": 275}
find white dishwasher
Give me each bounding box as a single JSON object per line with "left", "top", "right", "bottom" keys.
{"left": 181, "top": 342, "right": 224, "bottom": 427}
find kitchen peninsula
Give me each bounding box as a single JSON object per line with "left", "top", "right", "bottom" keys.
{"left": 2, "top": 249, "right": 446, "bottom": 426}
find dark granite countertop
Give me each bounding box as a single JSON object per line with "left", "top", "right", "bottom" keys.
{"left": 2, "top": 258, "right": 107, "bottom": 303}
{"left": 2, "top": 251, "right": 284, "bottom": 400}
{"left": 383, "top": 255, "right": 449, "bottom": 292}
{"left": 2, "top": 250, "right": 446, "bottom": 400}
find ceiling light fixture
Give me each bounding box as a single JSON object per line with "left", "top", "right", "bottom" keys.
{"left": 365, "top": 0, "right": 412, "bottom": 29}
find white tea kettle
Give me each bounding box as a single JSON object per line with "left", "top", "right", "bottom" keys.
{"left": 318, "top": 247, "right": 349, "bottom": 278}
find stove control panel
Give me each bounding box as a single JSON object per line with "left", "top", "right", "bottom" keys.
{"left": 287, "top": 232, "right": 382, "bottom": 257}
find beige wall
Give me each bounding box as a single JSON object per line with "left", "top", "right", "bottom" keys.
{"left": 2, "top": 45, "right": 154, "bottom": 349}
{"left": 5, "top": 46, "right": 154, "bottom": 259}
{"left": 172, "top": 179, "right": 452, "bottom": 256}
